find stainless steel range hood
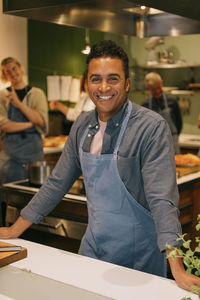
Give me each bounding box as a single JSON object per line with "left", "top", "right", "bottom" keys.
{"left": 3, "top": 0, "right": 200, "bottom": 37}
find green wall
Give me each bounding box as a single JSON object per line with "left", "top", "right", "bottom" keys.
{"left": 103, "top": 33, "right": 200, "bottom": 134}
{"left": 28, "top": 20, "right": 200, "bottom": 134}
{"left": 28, "top": 20, "right": 105, "bottom": 94}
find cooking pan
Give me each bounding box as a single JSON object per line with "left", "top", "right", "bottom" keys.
{"left": 24, "top": 161, "right": 55, "bottom": 185}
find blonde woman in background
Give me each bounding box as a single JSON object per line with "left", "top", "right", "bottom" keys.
{"left": 50, "top": 73, "right": 95, "bottom": 121}
{"left": 0, "top": 57, "right": 48, "bottom": 224}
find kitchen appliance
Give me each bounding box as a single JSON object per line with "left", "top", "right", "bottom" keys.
{"left": 145, "top": 36, "right": 164, "bottom": 65}
{"left": 159, "top": 50, "right": 174, "bottom": 64}
{"left": 24, "top": 161, "right": 55, "bottom": 185}
{"left": 2, "top": 178, "right": 88, "bottom": 252}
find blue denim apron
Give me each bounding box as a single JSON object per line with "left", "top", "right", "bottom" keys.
{"left": 149, "top": 94, "right": 180, "bottom": 154}
{"left": 1, "top": 88, "right": 43, "bottom": 183}
{"left": 78, "top": 100, "right": 166, "bottom": 277}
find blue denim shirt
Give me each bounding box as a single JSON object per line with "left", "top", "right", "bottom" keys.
{"left": 21, "top": 99, "right": 182, "bottom": 251}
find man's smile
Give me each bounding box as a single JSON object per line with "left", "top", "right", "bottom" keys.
{"left": 96, "top": 95, "right": 114, "bottom": 101}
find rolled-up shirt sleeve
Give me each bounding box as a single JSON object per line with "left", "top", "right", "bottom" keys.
{"left": 20, "top": 123, "right": 82, "bottom": 223}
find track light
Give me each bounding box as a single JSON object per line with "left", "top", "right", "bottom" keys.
{"left": 81, "top": 29, "right": 91, "bottom": 55}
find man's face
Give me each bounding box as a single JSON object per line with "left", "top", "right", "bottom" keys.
{"left": 148, "top": 81, "right": 163, "bottom": 99}
{"left": 86, "top": 57, "right": 130, "bottom": 121}
{"left": 3, "top": 62, "right": 23, "bottom": 87}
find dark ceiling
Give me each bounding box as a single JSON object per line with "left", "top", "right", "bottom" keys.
{"left": 134, "top": 0, "right": 200, "bottom": 22}
{"left": 3, "top": 0, "right": 200, "bottom": 36}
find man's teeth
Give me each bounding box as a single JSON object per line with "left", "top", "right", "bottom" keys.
{"left": 99, "top": 96, "right": 112, "bottom": 100}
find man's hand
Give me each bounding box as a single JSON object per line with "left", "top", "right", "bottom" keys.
{"left": 0, "top": 227, "right": 13, "bottom": 239}
{"left": 167, "top": 249, "right": 200, "bottom": 294}
{"left": 174, "top": 271, "right": 200, "bottom": 293}
{"left": 0, "top": 216, "right": 32, "bottom": 239}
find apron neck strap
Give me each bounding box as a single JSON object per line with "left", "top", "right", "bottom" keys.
{"left": 113, "top": 100, "right": 132, "bottom": 155}
{"left": 149, "top": 93, "right": 168, "bottom": 110}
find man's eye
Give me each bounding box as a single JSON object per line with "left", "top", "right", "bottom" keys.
{"left": 108, "top": 77, "right": 119, "bottom": 83}
{"left": 91, "top": 78, "right": 100, "bottom": 83}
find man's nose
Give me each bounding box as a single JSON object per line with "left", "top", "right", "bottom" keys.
{"left": 98, "top": 80, "right": 111, "bottom": 92}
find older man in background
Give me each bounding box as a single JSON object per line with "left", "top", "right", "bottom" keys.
{"left": 142, "top": 72, "right": 182, "bottom": 154}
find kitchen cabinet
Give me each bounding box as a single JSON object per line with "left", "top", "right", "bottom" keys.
{"left": 1, "top": 179, "right": 87, "bottom": 252}
{"left": 178, "top": 172, "right": 200, "bottom": 249}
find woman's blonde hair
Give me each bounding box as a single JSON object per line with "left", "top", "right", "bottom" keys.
{"left": 0, "top": 57, "right": 21, "bottom": 82}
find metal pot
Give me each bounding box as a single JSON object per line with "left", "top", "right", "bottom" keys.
{"left": 25, "top": 161, "right": 55, "bottom": 185}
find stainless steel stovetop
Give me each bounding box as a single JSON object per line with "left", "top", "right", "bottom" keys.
{"left": 3, "top": 179, "right": 87, "bottom": 202}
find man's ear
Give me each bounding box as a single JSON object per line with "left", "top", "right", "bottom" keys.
{"left": 125, "top": 78, "right": 131, "bottom": 92}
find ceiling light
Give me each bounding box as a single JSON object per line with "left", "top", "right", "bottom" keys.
{"left": 81, "top": 44, "right": 91, "bottom": 55}
{"left": 81, "top": 29, "right": 91, "bottom": 55}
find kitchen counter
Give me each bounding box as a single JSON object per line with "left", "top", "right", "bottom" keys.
{"left": 0, "top": 238, "right": 198, "bottom": 300}
{"left": 43, "top": 133, "right": 200, "bottom": 158}
{"left": 177, "top": 170, "right": 200, "bottom": 185}
{"left": 179, "top": 133, "right": 200, "bottom": 149}
{"left": 44, "top": 133, "right": 200, "bottom": 153}
{"left": 43, "top": 145, "right": 64, "bottom": 154}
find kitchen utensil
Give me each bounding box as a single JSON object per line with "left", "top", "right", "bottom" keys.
{"left": 0, "top": 246, "right": 22, "bottom": 252}
{"left": 24, "top": 161, "right": 55, "bottom": 185}
{"left": 0, "top": 241, "right": 27, "bottom": 267}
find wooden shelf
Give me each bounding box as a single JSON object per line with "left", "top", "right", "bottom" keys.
{"left": 132, "top": 63, "right": 200, "bottom": 69}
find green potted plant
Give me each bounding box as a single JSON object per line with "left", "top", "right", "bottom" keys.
{"left": 167, "top": 214, "right": 200, "bottom": 299}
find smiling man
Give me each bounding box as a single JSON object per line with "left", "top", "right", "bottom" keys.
{"left": 0, "top": 41, "right": 200, "bottom": 293}
{"left": 86, "top": 55, "right": 130, "bottom": 121}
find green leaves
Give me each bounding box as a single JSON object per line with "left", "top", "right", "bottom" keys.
{"left": 166, "top": 214, "right": 200, "bottom": 297}
{"left": 183, "top": 240, "right": 191, "bottom": 249}
{"left": 196, "top": 223, "right": 200, "bottom": 231}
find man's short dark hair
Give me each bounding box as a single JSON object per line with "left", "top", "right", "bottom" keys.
{"left": 86, "top": 40, "right": 129, "bottom": 79}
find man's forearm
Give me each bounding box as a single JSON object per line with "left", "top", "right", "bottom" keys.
{"left": 0, "top": 216, "right": 32, "bottom": 239}
{"left": 166, "top": 248, "right": 185, "bottom": 276}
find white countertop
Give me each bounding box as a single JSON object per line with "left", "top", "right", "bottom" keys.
{"left": 177, "top": 170, "right": 200, "bottom": 185}
{"left": 0, "top": 239, "right": 198, "bottom": 300}
{"left": 43, "top": 145, "right": 64, "bottom": 154}
{"left": 179, "top": 133, "right": 200, "bottom": 149}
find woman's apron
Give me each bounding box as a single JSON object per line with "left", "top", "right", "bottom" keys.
{"left": 78, "top": 100, "right": 166, "bottom": 277}
{"left": 1, "top": 88, "right": 43, "bottom": 183}
{"left": 149, "top": 94, "right": 180, "bottom": 154}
